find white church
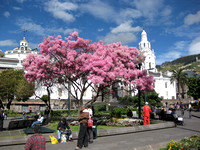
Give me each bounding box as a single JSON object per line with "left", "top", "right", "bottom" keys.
{"left": 138, "top": 30, "right": 176, "bottom": 100}
{"left": 0, "top": 30, "right": 177, "bottom": 112}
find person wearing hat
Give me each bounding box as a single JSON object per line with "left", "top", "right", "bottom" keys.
{"left": 143, "top": 102, "right": 151, "bottom": 125}
{"left": 57, "top": 118, "right": 72, "bottom": 143}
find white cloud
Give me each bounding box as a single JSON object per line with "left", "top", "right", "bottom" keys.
{"left": 16, "top": 18, "right": 79, "bottom": 36}
{"left": 184, "top": 11, "right": 200, "bottom": 26}
{"left": 132, "top": 0, "right": 171, "bottom": 23}
{"left": 0, "top": 40, "right": 17, "bottom": 47}
{"left": 80, "top": 0, "right": 116, "bottom": 22}
{"left": 4, "top": 11, "right": 10, "bottom": 18}
{"left": 111, "top": 21, "right": 142, "bottom": 33}
{"left": 188, "top": 37, "right": 200, "bottom": 55}
{"left": 16, "top": 0, "right": 26, "bottom": 3}
{"left": 13, "top": 7, "right": 22, "bottom": 10}
{"left": 101, "top": 32, "right": 137, "bottom": 45}
{"left": 44, "top": 0, "right": 78, "bottom": 23}
{"left": 16, "top": 18, "right": 46, "bottom": 36}
{"left": 174, "top": 41, "right": 188, "bottom": 50}
{"left": 98, "top": 28, "right": 104, "bottom": 32}
{"left": 156, "top": 51, "right": 182, "bottom": 65}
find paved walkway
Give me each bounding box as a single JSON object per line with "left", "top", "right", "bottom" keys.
{"left": 0, "top": 110, "right": 199, "bottom": 150}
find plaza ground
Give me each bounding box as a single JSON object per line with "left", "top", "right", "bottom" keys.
{"left": 0, "top": 110, "right": 199, "bottom": 150}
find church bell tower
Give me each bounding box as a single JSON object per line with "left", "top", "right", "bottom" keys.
{"left": 139, "top": 29, "right": 156, "bottom": 71}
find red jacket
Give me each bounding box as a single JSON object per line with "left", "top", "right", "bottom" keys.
{"left": 143, "top": 105, "right": 151, "bottom": 117}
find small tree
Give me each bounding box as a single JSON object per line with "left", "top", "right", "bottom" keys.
{"left": 170, "top": 67, "right": 187, "bottom": 100}
{"left": 0, "top": 69, "right": 34, "bottom": 109}
{"left": 118, "top": 90, "right": 163, "bottom": 107}
{"left": 187, "top": 75, "right": 200, "bottom": 100}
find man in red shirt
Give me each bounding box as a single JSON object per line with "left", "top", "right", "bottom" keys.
{"left": 25, "top": 125, "right": 46, "bottom": 150}
{"left": 143, "top": 102, "right": 151, "bottom": 125}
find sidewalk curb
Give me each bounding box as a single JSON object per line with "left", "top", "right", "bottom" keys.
{"left": 0, "top": 122, "right": 175, "bottom": 147}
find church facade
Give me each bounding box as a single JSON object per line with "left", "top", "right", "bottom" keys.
{"left": 138, "top": 30, "right": 176, "bottom": 100}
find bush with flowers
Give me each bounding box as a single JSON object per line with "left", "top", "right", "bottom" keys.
{"left": 163, "top": 134, "right": 200, "bottom": 150}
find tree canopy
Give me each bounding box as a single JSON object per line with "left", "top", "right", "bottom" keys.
{"left": 0, "top": 69, "right": 34, "bottom": 109}
{"left": 187, "top": 75, "right": 200, "bottom": 100}
{"left": 23, "top": 32, "right": 155, "bottom": 108}
{"left": 118, "top": 90, "right": 163, "bottom": 107}
{"left": 170, "top": 67, "right": 187, "bottom": 99}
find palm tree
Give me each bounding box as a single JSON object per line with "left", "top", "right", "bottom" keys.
{"left": 170, "top": 68, "right": 188, "bottom": 100}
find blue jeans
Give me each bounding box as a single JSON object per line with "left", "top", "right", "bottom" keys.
{"left": 57, "top": 130, "right": 72, "bottom": 140}
{"left": 31, "top": 121, "right": 41, "bottom": 127}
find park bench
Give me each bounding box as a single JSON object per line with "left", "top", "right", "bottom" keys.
{"left": 8, "top": 118, "right": 48, "bottom": 130}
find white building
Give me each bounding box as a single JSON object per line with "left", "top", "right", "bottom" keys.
{"left": 138, "top": 29, "right": 176, "bottom": 100}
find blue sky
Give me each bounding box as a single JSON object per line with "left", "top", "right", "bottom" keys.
{"left": 0, "top": 0, "right": 200, "bottom": 65}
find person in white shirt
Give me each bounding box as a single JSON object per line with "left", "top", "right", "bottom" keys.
{"left": 31, "top": 114, "right": 44, "bottom": 127}
{"left": 83, "top": 105, "right": 93, "bottom": 143}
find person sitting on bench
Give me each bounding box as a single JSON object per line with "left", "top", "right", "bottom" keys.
{"left": 31, "top": 114, "right": 44, "bottom": 127}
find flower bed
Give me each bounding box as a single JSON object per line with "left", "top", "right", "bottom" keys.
{"left": 163, "top": 134, "right": 200, "bottom": 150}
{"left": 106, "top": 118, "right": 143, "bottom": 126}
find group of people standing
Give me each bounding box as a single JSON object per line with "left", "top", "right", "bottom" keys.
{"left": 75, "top": 105, "right": 94, "bottom": 150}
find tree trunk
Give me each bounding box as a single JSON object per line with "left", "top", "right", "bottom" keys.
{"left": 47, "top": 87, "right": 53, "bottom": 118}
{"left": 6, "top": 99, "right": 12, "bottom": 109}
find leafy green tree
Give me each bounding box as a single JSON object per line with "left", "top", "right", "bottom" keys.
{"left": 118, "top": 90, "right": 163, "bottom": 107}
{"left": 15, "top": 78, "right": 35, "bottom": 101}
{"left": 0, "top": 69, "right": 34, "bottom": 109}
{"left": 170, "top": 67, "right": 188, "bottom": 100}
{"left": 186, "top": 75, "right": 200, "bottom": 100}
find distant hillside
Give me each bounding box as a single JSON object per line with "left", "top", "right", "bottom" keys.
{"left": 157, "top": 53, "right": 200, "bottom": 73}
{"left": 163, "top": 54, "right": 200, "bottom": 65}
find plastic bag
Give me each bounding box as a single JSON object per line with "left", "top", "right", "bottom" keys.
{"left": 88, "top": 118, "right": 93, "bottom": 127}
{"left": 61, "top": 133, "right": 67, "bottom": 143}
{"left": 49, "top": 136, "right": 58, "bottom": 144}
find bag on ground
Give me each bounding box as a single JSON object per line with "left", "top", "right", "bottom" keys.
{"left": 49, "top": 135, "right": 58, "bottom": 144}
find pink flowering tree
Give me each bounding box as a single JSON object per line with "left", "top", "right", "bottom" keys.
{"left": 23, "top": 32, "right": 154, "bottom": 109}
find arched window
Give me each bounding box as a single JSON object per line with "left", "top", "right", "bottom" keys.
{"left": 21, "top": 47, "right": 24, "bottom": 50}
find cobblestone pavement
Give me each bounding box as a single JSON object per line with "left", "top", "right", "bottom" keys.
{"left": 0, "top": 110, "right": 199, "bottom": 150}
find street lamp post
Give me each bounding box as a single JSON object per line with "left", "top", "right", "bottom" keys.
{"left": 138, "top": 63, "right": 142, "bottom": 119}
{"left": 68, "top": 81, "right": 71, "bottom": 117}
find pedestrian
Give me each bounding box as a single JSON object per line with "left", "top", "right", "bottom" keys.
{"left": 25, "top": 125, "right": 46, "bottom": 150}
{"left": 159, "top": 106, "right": 165, "bottom": 120}
{"left": 75, "top": 106, "right": 89, "bottom": 150}
{"left": 44, "top": 107, "right": 50, "bottom": 120}
{"left": 57, "top": 118, "right": 73, "bottom": 143}
{"left": 22, "top": 111, "right": 26, "bottom": 120}
{"left": 83, "top": 104, "right": 93, "bottom": 144}
{"left": 143, "top": 102, "right": 151, "bottom": 125}
{"left": 180, "top": 102, "right": 185, "bottom": 116}
{"left": 29, "top": 107, "right": 32, "bottom": 113}
{"left": 0, "top": 104, "right": 4, "bottom": 131}
{"left": 36, "top": 109, "right": 40, "bottom": 116}
{"left": 188, "top": 102, "right": 192, "bottom": 119}
{"left": 3, "top": 110, "right": 7, "bottom": 120}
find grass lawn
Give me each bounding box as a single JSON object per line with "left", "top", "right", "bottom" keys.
{"left": 0, "top": 134, "right": 25, "bottom": 137}
{"left": 50, "top": 121, "right": 125, "bottom": 133}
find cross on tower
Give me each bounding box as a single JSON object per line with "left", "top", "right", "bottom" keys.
{"left": 23, "top": 29, "right": 27, "bottom": 38}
